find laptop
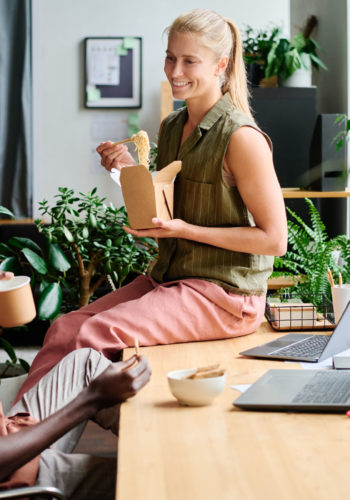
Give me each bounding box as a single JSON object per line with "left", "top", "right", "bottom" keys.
{"left": 240, "top": 301, "right": 350, "bottom": 363}
{"left": 233, "top": 369, "right": 350, "bottom": 412}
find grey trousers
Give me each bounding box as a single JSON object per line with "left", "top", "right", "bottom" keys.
{"left": 9, "top": 348, "right": 118, "bottom": 500}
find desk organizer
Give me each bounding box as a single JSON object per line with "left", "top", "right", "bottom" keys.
{"left": 265, "top": 293, "right": 335, "bottom": 331}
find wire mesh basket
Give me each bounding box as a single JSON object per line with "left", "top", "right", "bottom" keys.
{"left": 265, "top": 292, "right": 335, "bottom": 331}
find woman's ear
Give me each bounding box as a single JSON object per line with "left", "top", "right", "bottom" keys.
{"left": 215, "top": 56, "right": 229, "bottom": 76}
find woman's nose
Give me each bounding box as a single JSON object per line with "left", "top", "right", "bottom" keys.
{"left": 171, "top": 62, "right": 184, "bottom": 77}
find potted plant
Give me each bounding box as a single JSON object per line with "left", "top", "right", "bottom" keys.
{"left": 0, "top": 336, "right": 30, "bottom": 413}
{"left": 271, "top": 198, "right": 350, "bottom": 309}
{"left": 265, "top": 15, "right": 327, "bottom": 87}
{"left": 242, "top": 25, "right": 281, "bottom": 86}
{"left": 0, "top": 188, "right": 158, "bottom": 318}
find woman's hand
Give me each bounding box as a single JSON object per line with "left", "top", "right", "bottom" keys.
{"left": 0, "top": 271, "right": 14, "bottom": 280}
{"left": 123, "top": 218, "right": 188, "bottom": 239}
{"left": 96, "top": 141, "right": 135, "bottom": 172}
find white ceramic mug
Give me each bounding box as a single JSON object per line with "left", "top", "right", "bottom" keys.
{"left": 0, "top": 276, "right": 36, "bottom": 327}
{"left": 331, "top": 284, "right": 350, "bottom": 323}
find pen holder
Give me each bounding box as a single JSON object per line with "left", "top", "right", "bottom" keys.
{"left": 331, "top": 284, "right": 350, "bottom": 323}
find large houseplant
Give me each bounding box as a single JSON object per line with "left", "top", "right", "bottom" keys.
{"left": 265, "top": 16, "right": 327, "bottom": 85}
{"left": 244, "top": 16, "right": 327, "bottom": 87}
{"left": 272, "top": 198, "right": 350, "bottom": 307}
{"left": 0, "top": 188, "right": 158, "bottom": 319}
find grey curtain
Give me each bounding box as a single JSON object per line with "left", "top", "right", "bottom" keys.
{"left": 0, "top": 0, "right": 32, "bottom": 217}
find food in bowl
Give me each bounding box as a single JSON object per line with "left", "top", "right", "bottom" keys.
{"left": 167, "top": 366, "right": 226, "bottom": 406}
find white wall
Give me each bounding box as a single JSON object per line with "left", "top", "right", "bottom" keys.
{"left": 32, "top": 0, "right": 289, "bottom": 216}
{"left": 290, "top": 0, "right": 348, "bottom": 114}
{"left": 290, "top": 0, "right": 349, "bottom": 235}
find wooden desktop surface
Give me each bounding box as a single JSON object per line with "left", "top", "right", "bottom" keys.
{"left": 117, "top": 321, "right": 350, "bottom": 500}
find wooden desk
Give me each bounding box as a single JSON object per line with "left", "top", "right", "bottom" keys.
{"left": 282, "top": 188, "right": 350, "bottom": 199}
{"left": 117, "top": 322, "right": 350, "bottom": 500}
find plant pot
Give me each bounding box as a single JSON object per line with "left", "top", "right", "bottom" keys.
{"left": 246, "top": 63, "right": 264, "bottom": 87}
{"left": 0, "top": 364, "right": 28, "bottom": 414}
{"left": 281, "top": 68, "right": 312, "bottom": 87}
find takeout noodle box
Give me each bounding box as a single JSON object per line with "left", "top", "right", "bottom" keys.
{"left": 120, "top": 161, "right": 182, "bottom": 229}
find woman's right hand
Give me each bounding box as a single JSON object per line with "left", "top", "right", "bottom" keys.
{"left": 96, "top": 141, "right": 136, "bottom": 172}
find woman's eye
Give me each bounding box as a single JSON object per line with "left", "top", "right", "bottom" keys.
{"left": 185, "top": 60, "right": 195, "bottom": 64}
{"left": 166, "top": 56, "right": 175, "bottom": 62}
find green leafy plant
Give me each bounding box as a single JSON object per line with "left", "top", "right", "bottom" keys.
{"left": 243, "top": 25, "right": 281, "bottom": 70}
{"left": 333, "top": 113, "right": 350, "bottom": 152}
{"left": 0, "top": 337, "right": 30, "bottom": 376}
{"left": 272, "top": 198, "right": 350, "bottom": 306}
{"left": 0, "top": 188, "right": 158, "bottom": 318}
{"left": 265, "top": 16, "right": 327, "bottom": 81}
{"left": 149, "top": 140, "right": 158, "bottom": 172}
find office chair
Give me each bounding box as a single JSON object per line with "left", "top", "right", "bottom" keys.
{"left": 0, "top": 485, "right": 67, "bottom": 499}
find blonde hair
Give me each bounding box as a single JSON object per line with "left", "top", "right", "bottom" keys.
{"left": 166, "top": 9, "right": 253, "bottom": 119}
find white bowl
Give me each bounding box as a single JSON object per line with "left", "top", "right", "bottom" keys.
{"left": 167, "top": 368, "right": 226, "bottom": 406}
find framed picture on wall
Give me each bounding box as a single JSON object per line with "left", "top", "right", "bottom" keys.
{"left": 84, "top": 37, "right": 142, "bottom": 108}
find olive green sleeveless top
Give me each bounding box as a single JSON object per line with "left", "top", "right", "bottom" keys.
{"left": 151, "top": 92, "right": 274, "bottom": 296}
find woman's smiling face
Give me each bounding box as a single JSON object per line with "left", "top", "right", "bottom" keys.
{"left": 164, "top": 32, "right": 224, "bottom": 102}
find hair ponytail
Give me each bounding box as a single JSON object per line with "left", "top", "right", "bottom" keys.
{"left": 223, "top": 19, "right": 253, "bottom": 120}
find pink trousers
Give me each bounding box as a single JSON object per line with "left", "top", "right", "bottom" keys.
{"left": 14, "top": 276, "right": 265, "bottom": 404}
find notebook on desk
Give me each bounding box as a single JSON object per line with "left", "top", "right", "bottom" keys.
{"left": 240, "top": 302, "right": 350, "bottom": 363}
{"left": 233, "top": 369, "right": 350, "bottom": 412}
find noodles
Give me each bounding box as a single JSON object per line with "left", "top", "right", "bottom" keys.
{"left": 114, "top": 130, "right": 150, "bottom": 168}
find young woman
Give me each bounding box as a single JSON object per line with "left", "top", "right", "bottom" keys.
{"left": 14, "top": 9, "right": 287, "bottom": 403}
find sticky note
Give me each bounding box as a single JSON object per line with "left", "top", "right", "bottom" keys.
{"left": 116, "top": 45, "right": 128, "bottom": 56}
{"left": 128, "top": 113, "right": 140, "bottom": 136}
{"left": 123, "top": 37, "right": 137, "bottom": 49}
{"left": 87, "top": 87, "right": 101, "bottom": 102}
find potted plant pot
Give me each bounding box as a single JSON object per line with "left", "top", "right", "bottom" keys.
{"left": 281, "top": 67, "right": 312, "bottom": 87}
{"left": 0, "top": 363, "right": 28, "bottom": 414}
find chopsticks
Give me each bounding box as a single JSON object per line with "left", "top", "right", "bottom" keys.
{"left": 134, "top": 338, "right": 140, "bottom": 358}
{"left": 186, "top": 364, "right": 225, "bottom": 379}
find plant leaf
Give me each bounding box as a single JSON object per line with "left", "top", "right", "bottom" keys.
{"left": 0, "top": 256, "right": 17, "bottom": 271}
{"left": 0, "top": 338, "right": 17, "bottom": 363}
{"left": 22, "top": 248, "right": 48, "bottom": 275}
{"left": 48, "top": 243, "right": 71, "bottom": 272}
{"left": 0, "top": 206, "right": 15, "bottom": 218}
{"left": 37, "top": 282, "right": 62, "bottom": 320}
{"left": 8, "top": 237, "right": 42, "bottom": 253}
{"left": 18, "top": 358, "right": 30, "bottom": 373}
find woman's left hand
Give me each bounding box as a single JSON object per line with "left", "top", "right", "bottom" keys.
{"left": 123, "top": 218, "right": 188, "bottom": 239}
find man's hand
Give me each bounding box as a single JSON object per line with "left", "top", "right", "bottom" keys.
{"left": 96, "top": 141, "right": 135, "bottom": 172}
{"left": 0, "top": 271, "right": 14, "bottom": 280}
{"left": 87, "top": 355, "right": 151, "bottom": 413}
{"left": 123, "top": 218, "right": 188, "bottom": 239}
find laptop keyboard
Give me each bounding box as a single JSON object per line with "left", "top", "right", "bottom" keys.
{"left": 292, "top": 371, "right": 350, "bottom": 404}
{"left": 269, "top": 335, "right": 329, "bottom": 358}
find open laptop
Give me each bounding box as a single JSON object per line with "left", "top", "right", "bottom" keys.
{"left": 240, "top": 301, "right": 350, "bottom": 363}
{"left": 233, "top": 369, "right": 350, "bottom": 412}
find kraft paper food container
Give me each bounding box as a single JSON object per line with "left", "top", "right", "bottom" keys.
{"left": 120, "top": 161, "right": 182, "bottom": 229}
{"left": 0, "top": 276, "right": 36, "bottom": 327}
